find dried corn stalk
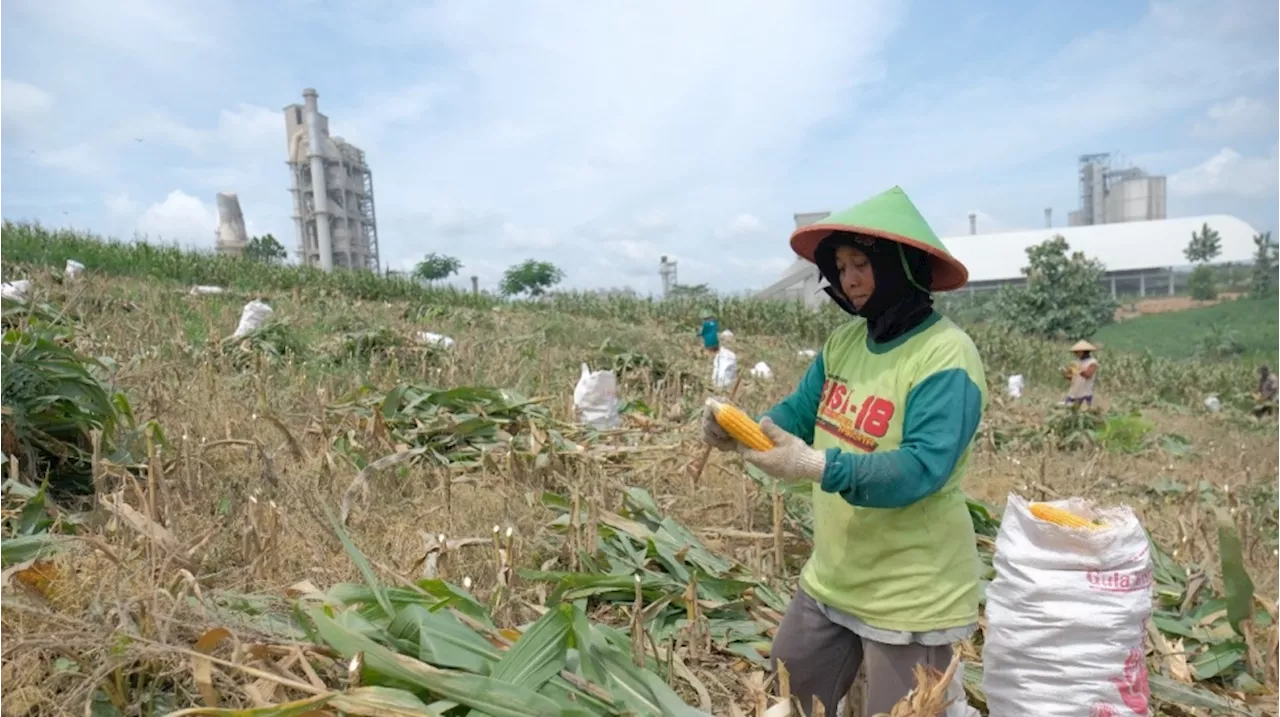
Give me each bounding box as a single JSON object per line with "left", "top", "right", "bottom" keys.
{"left": 871, "top": 650, "right": 962, "bottom": 717}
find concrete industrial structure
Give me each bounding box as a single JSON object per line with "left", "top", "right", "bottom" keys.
{"left": 756, "top": 213, "right": 1261, "bottom": 305}
{"left": 214, "top": 192, "right": 249, "bottom": 256}
{"left": 754, "top": 211, "right": 834, "bottom": 309}
{"left": 1066, "top": 153, "right": 1167, "bottom": 227}
{"left": 659, "top": 255, "right": 678, "bottom": 297}
{"left": 283, "top": 89, "right": 380, "bottom": 272}
{"left": 754, "top": 153, "right": 1221, "bottom": 306}
{"left": 946, "top": 215, "right": 1259, "bottom": 296}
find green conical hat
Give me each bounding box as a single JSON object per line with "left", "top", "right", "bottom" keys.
{"left": 789, "top": 186, "right": 969, "bottom": 291}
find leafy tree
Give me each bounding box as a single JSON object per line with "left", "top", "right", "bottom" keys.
{"left": 242, "top": 234, "right": 287, "bottom": 264}
{"left": 994, "top": 234, "right": 1118, "bottom": 340}
{"left": 1184, "top": 223, "right": 1222, "bottom": 264}
{"left": 413, "top": 253, "right": 462, "bottom": 283}
{"left": 1249, "top": 231, "right": 1278, "bottom": 299}
{"left": 1183, "top": 223, "right": 1223, "bottom": 300}
{"left": 1187, "top": 265, "right": 1218, "bottom": 301}
{"left": 499, "top": 259, "right": 564, "bottom": 297}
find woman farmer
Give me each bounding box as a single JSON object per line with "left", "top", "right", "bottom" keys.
{"left": 1064, "top": 340, "right": 1100, "bottom": 408}
{"left": 701, "top": 187, "right": 986, "bottom": 714}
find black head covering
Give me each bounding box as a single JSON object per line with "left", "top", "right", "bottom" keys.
{"left": 814, "top": 232, "right": 935, "bottom": 343}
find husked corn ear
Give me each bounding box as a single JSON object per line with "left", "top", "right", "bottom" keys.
{"left": 706, "top": 398, "right": 774, "bottom": 451}
{"left": 1029, "top": 502, "right": 1103, "bottom": 530}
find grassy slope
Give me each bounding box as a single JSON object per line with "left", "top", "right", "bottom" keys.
{"left": 1093, "top": 296, "right": 1279, "bottom": 362}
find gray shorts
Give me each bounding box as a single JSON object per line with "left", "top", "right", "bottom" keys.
{"left": 770, "top": 588, "right": 957, "bottom": 715}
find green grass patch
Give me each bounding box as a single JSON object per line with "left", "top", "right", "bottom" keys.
{"left": 1093, "top": 296, "right": 1279, "bottom": 362}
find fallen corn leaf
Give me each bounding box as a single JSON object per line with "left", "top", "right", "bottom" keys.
{"left": 192, "top": 627, "right": 233, "bottom": 707}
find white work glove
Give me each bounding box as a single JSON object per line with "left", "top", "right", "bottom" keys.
{"left": 737, "top": 417, "right": 827, "bottom": 482}
{"left": 700, "top": 400, "right": 737, "bottom": 451}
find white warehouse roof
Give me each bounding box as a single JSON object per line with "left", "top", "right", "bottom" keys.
{"left": 943, "top": 214, "right": 1260, "bottom": 285}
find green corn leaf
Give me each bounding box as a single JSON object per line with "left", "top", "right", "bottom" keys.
{"left": 1, "top": 533, "right": 68, "bottom": 567}
{"left": 387, "top": 604, "right": 498, "bottom": 673}
{"left": 322, "top": 503, "right": 392, "bottom": 618}
{"left": 330, "top": 686, "right": 447, "bottom": 716}
{"left": 1190, "top": 639, "right": 1247, "bottom": 680}
{"left": 1215, "top": 507, "right": 1255, "bottom": 635}
{"left": 308, "top": 608, "right": 563, "bottom": 717}
{"left": 486, "top": 603, "right": 572, "bottom": 688}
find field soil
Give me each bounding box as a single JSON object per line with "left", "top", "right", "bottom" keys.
{"left": 2, "top": 269, "right": 1277, "bottom": 716}
{"left": 1115, "top": 292, "right": 1244, "bottom": 321}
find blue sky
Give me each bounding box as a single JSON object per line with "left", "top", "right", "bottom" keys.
{"left": 3, "top": 0, "right": 1277, "bottom": 294}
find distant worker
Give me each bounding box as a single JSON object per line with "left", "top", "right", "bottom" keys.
{"left": 1063, "top": 340, "right": 1099, "bottom": 409}
{"left": 699, "top": 309, "right": 720, "bottom": 353}
{"left": 1254, "top": 365, "right": 1277, "bottom": 417}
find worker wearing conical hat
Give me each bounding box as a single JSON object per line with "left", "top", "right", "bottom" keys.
{"left": 1064, "top": 340, "right": 1100, "bottom": 409}
{"left": 700, "top": 187, "right": 986, "bottom": 714}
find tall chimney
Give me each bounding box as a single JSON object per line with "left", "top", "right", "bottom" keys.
{"left": 470, "top": 276, "right": 479, "bottom": 294}
{"left": 1044, "top": 207, "right": 1053, "bottom": 228}
{"left": 302, "top": 88, "right": 334, "bottom": 272}
{"left": 968, "top": 212, "right": 977, "bottom": 235}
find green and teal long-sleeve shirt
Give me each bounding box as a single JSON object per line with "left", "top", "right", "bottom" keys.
{"left": 764, "top": 311, "right": 987, "bottom": 632}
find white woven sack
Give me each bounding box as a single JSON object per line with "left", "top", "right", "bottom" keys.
{"left": 232, "top": 300, "right": 274, "bottom": 338}
{"left": 573, "top": 363, "right": 620, "bottom": 430}
{"left": 983, "top": 494, "right": 1152, "bottom": 717}
{"left": 711, "top": 347, "right": 738, "bottom": 389}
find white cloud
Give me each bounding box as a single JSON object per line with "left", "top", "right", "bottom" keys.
{"left": 1, "top": 79, "right": 53, "bottom": 139}
{"left": 633, "top": 210, "right": 675, "bottom": 234}
{"left": 413, "top": 205, "right": 505, "bottom": 238}
{"left": 796, "top": 0, "right": 1280, "bottom": 231}
{"left": 13, "top": 0, "right": 219, "bottom": 58}
{"left": 321, "top": 1, "right": 905, "bottom": 246}
{"left": 1169, "top": 147, "right": 1280, "bottom": 199}
{"left": 500, "top": 222, "right": 559, "bottom": 251}
{"left": 716, "top": 213, "right": 768, "bottom": 239}
{"left": 5, "top": 0, "right": 1278, "bottom": 293}
{"left": 136, "top": 190, "right": 218, "bottom": 246}
{"left": 1192, "top": 96, "right": 1276, "bottom": 139}
{"left": 34, "top": 142, "right": 112, "bottom": 178}
{"left": 104, "top": 193, "right": 140, "bottom": 218}
{"left": 214, "top": 104, "right": 282, "bottom": 153}
{"left": 727, "top": 256, "right": 794, "bottom": 280}
{"left": 107, "top": 103, "right": 278, "bottom": 157}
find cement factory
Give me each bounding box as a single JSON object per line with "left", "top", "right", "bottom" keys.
{"left": 215, "top": 88, "right": 381, "bottom": 273}
{"left": 755, "top": 153, "right": 1262, "bottom": 305}
{"left": 204, "top": 93, "right": 1247, "bottom": 300}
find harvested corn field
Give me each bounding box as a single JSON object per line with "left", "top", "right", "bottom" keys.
{"left": 2, "top": 226, "right": 1277, "bottom": 716}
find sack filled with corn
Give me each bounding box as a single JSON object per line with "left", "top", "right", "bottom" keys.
{"left": 983, "top": 494, "right": 1152, "bottom": 716}
{"left": 1028, "top": 501, "right": 1105, "bottom": 530}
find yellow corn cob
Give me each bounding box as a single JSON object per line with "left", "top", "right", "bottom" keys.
{"left": 1029, "top": 502, "right": 1103, "bottom": 530}
{"left": 706, "top": 398, "right": 774, "bottom": 451}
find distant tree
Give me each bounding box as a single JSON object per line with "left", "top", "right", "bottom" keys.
{"left": 994, "top": 234, "right": 1118, "bottom": 340}
{"left": 1184, "top": 224, "right": 1222, "bottom": 301}
{"left": 1184, "top": 223, "right": 1222, "bottom": 264}
{"left": 243, "top": 233, "right": 287, "bottom": 264}
{"left": 1249, "top": 231, "right": 1279, "bottom": 299}
{"left": 413, "top": 253, "right": 462, "bottom": 283}
{"left": 500, "top": 259, "right": 564, "bottom": 297}
{"left": 668, "top": 283, "right": 713, "bottom": 300}
{"left": 1186, "top": 266, "right": 1218, "bottom": 301}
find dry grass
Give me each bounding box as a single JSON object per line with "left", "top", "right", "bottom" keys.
{"left": 2, "top": 270, "right": 1277, "bottom": 716}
